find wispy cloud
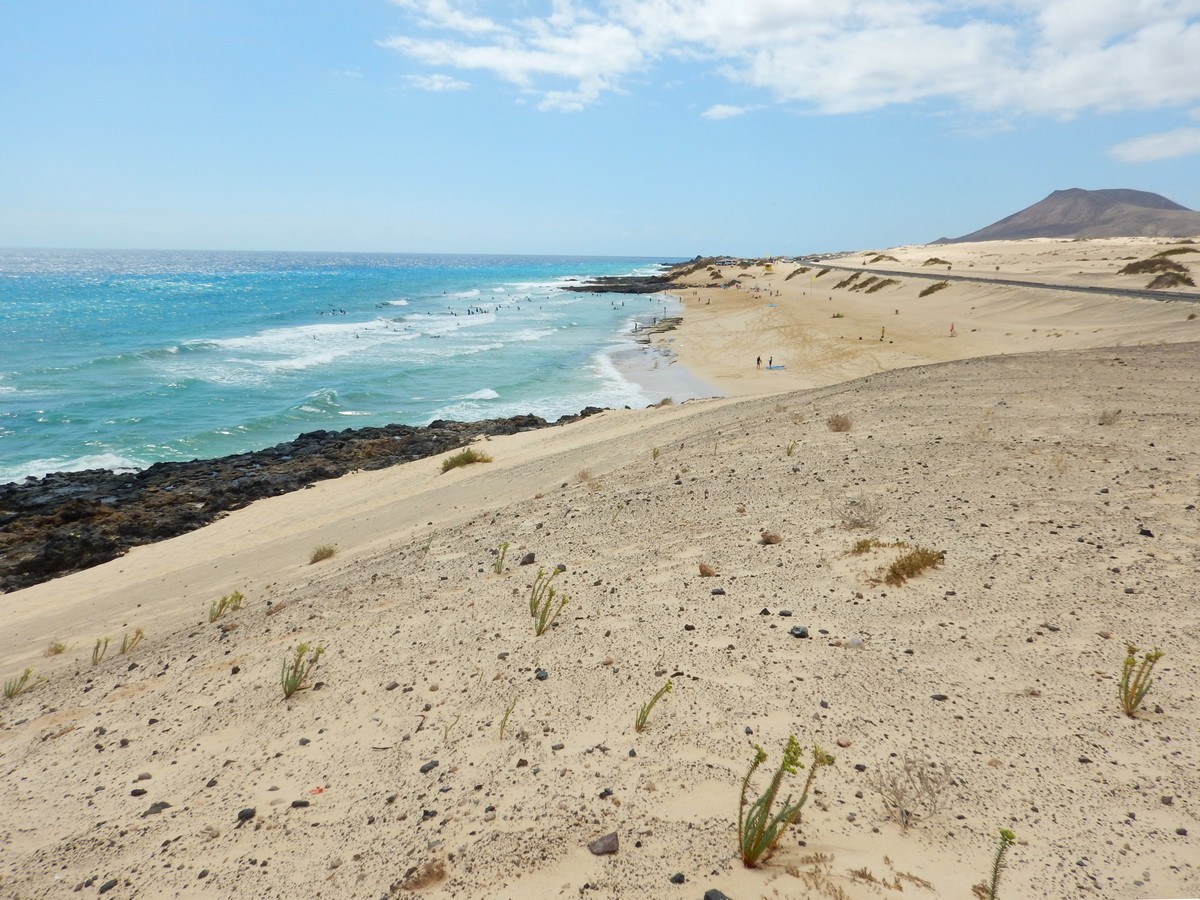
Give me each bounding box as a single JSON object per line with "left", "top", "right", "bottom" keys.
{"left": 405, "top": 72, "right": 470, "bottom": 92}
{"left": 702, "top": 104, "right": 750, "bottom": 120}
{"left": 382, "top": 0, "right": 1200, "bottom": 120}
{"left": 1110, "top": 127, "right": 1200, "bottom": 162}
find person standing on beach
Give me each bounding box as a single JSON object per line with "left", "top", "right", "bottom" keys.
{"left": 768, "top": 356, "right": 773, "bottom": 367}
{"left": 757, "top": 356, "right": 762, "bottom": 368}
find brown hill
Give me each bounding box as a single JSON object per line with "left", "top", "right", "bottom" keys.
{"left": 936, "top": 188, "right": 1200, "bottom": 242}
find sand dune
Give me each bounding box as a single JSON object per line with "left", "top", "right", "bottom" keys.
{"left": 1, "top": 239, "right": 1198, "bottom": 899}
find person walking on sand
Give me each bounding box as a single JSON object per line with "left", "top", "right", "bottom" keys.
{"left": 757, "top": 356, "right": 762, "bottom": 369}
{"left": 768, "top": 356, "right": 773, "bottom": 368}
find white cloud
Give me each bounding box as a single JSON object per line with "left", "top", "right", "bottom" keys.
{"left": 406, "top": 73, "right": 470, "bottom": 91}
{"left": 1110, "top": 127, "right": 1200, "bottom": 161}
{"left": 702, "top": 104, "right": 750, "bottom": 119}
{"left": 382, "top": 0, "right": 1200, "bottom": 119}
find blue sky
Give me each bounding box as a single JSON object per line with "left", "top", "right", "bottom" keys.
{"left": 3, "top": 0, "right": 1199, "bottom": 257}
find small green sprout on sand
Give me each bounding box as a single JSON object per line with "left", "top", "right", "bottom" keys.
{"left": 973, "top": 828, "right": 1016, "bottom": 900}
{"left": 528, "top": 567, "right": 568, "bottom": 636}
{"left": 209, "top": 590, "right": 244, "bottom": 623}
{"left": 635, "top": 679, "right": 672, "bottom": 732}
{"left": 738, "top": 736, "right": 835, "bottom": 867}
{"left": 120, "top": 628, "right": 145, "bottom": 655}
{"left": 309, "top": 543, "right": 338, "bottom": 564}
{"left": 493, "top": 541, "right": 510, "bottom": 574}
{"left": 4, "top": 668, "right": 37, "bottom": 700}
{"left": 785, "top": 440, "right": 798, "bottom": 457}
{"left": 92, "top": 637, "right": 110, "bottom": 666}
{"left": 281, "top": 643, "right": 325, "bottom": 699}
{"left": 499, "top": 696, "right": 518, "bottom": 741}
{"left": 651, "top": 446, "right": 660, "bottom": 461}
{"left": 1119, "top": 643, "right": 1164, "bottom": 717}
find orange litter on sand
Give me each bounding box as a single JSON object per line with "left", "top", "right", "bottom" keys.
{"left": 309, "top": 786, "right": 324, "bottom": 795}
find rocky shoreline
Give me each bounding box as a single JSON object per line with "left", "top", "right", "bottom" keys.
{"left": 0, "top": 409, "right": 603, "bottom": 593}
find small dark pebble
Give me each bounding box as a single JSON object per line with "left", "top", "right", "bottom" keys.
{"left": 778, "top": 610, "right": 792, "bottom": 617}
{"left": 98, "top": 879, "right": 119, "bottom": 894}
{"left": 421, "top": 809, "right": 437, "bottom": 821}
{"left": 420, "top": 760, "right": 439, "bottom": 774}
{"left": 385, "top": 681, "right": 400, "bottom": 691}
{"left": 519, "top": 552, "right": 535, "bottom": 566}
{"left": 930, "top": 694, "right": 949, "bottom": 701}
{"left": 1139, "top": 526, "right": 1154, "bottom": 537}
{"left": 551, "top": 743, "right": 564, "bottom": 751}
{"left": 760, "top": 608, "right": 771, "bottom": 616}
{"left": 142, "top": 801, "right": 171, "bottom": 817}
{"left": 684, "top": 624, "right": 695, "bottom": 631}
{"left": 237, "top": 807, "right": 256, "bottom": 823}
{"left": 745, "top": 726, "right": 753, "bottom": 735}
{"left": 291, "top": 800, "right": 310, "bottom": 809}
{"left": 789, "top": 626, "right": 809, "bottom": 638}
{"left": 711, "top": 588, "right": 725, "bottom": 595}
{"left": 587, "top": 831, "right": 618, "bottom": 855}
{"left": 197, "top": 869, "right": 209, "bottom": 879}
{"left": 535, "top": 669, "right": 549, "bottom": 681}
{"left": 628, "top": 749, "right": 636, "bottom": 758}
{"left": 704, "top": 890, "right": 733, "bottom": 900}
{"left": 554, "top": 563, "right": 566, "bottom": 573}
{"left": 1177, "top": 827, "right": 1188, "bottom": 836}
{"left": 1078, "top": 756, "right": 1092, "bottom": 764}
{"left": 516, "top": 758, "right": 529, "bottom": 768}
{"left": 669, "top": 872, "right": 685, "bottom": 884}
{"left": 854, "top": 763, "right": 867, "bottom": 772}
{"left": 206, "top": 778, "right": 218, "bottom": 788}
{"left": 231, "top": 665, "right": 239, "bottom": 675}
{"left": 131, "top": 788, "right": 147, "bottom": 797}
{"left": 599, "top": 788, "right": 613, "bottom": 799}
{"left": 298, "top": 738, "right": 310, "bottom": 746}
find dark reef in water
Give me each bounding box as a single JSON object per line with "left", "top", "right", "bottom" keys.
{"left": 562, "top": 273, "right": 677, "bottom": 294}
{"left": 0, "top": 409, "right": 604, "bottom": 593}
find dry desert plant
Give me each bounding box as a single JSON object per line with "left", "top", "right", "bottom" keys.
{"left": 1119, "top": 643, "right": 1163, "bottom": 717}
{"left": 44, "top": 640, "right": 67, "bottom": 657}
{"left": 739, "top": 737, "right": 835, "bottom": 867}
{"left": 441, "top": 447, "right": 492, "bottom": 473}
{"left": 919, "top": 281, "right": 949, "bottom": 297}
{"left": 499, "top": 695, "right": 518, "bottom": 740}
{"left": 92, "top": 637, "right": 110, "bottom": 665}
{"left": 826, "top": 414, "right": 852, "bottom": 432}
{"left": 867, "top": 756, "right": 954, "bottom": 830}
{"left": 833, "top": 494, "right": 882, "bottom": 529}
{"left": 1097, "top": 408, "right": 1123, "bottom": 426}
{"left": 120, "top": 628, "right": 144, "bottom": 655}
{"left": 309, "top": 543, "right": 337, "bottom": 564}
{"left": 883, "top": 546, "right": 943, "bottom": 585}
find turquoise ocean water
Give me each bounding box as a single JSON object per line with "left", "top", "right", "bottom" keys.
{"left": 0, "top": 249, "right": 687, "bottom": 483}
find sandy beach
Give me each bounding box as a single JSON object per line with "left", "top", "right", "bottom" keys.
{"left": 2, "top": 238, "right": 1198, "bottom": 899}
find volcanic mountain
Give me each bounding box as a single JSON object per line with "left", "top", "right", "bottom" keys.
{"left": 936, "top": 188, "right": 1200, "bottom": 242}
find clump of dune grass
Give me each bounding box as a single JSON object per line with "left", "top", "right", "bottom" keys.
{"left": 92, "top": 637, "right": 110, "bottom": 665}
{"left": 1097, "top": 408, "right": 1122, "bottom": 426}
{"left": 1152, "top": 247, "right": 1198, "bottom": 257}
{"left": 4, "top": 668, "right": 37, "bottom": 700}
{"left": 1119, "top": 643, "right": 1163, "bottom": 718}
{"left": 209, "top": 590, "right": 244, "bottom": 623}
{"left": 309, "top": 543, "right": 338, "bottom": 564}
{"left": 834, "top": 272, "right": 862, "bottom": 290}
{"left": 120, "top": 628, "right": 145, "bottom": 655}
{"left": 44, "top": 640, "right": 67, "bottom": 657}
{"left": 441, "top": 447, "right": 493, "bottom": 473}
{"left": 1119, "top": 257, "right": 1187, "bottom": 276}
{"left": 634, "top": 679, "right": 672, "bottom": 732}
{"left": 883, "top": 546, "right": 944, "bottom": 585}
{"left": 923, "top": 257, "right": 950, "bottom": 266}
{"left": 834, "top": 494, "right": 882, "bottom": 529}
{"left": 281, "top": 643, "right": 325, "bottom": 699}
{"left": 919, "top": 281, "right": 949, "bottom": 297}
{"left": 864, "top": 278, "right": 899, "bottom": 294}
{"left": 826, "top": 414, "right": 852, "bottom": 433}
{"left": 868, "top": 254, "right": 899, "bottom": 264}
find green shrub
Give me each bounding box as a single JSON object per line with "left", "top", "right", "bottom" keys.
{"left": 738, "top": 737, "right": 834, "bottom": 867}
{"left": 441, "top": 447, "right": 493, "bottom": 473}
{"left": 634, "top": 679, "right": 672, "bottom": 732}
{"left": 528, "top": 567, "right": 567, "bottom": 636}
{"left": 209, "top": 590, "right": 244, "bottom": 623}
{"left": 1119, "top": 643, "right": 1163, "bottom": 717}
{"left": 973, "top": 829, "right": 1016, "bottom": 900}
{"left": 282, "top": 643, "right": 325, "bottom": 699}
{"left": 92, "top": 637, "right": 110, "bottom": 665}
{"left": 120, "top": 628, "right": 144, "bottom": 655}
{"left": 493, "top": 541, "right": 510, "bottom": 574}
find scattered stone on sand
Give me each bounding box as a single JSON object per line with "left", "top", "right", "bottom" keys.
{"left": 587, "top": 832, "right": 619, "bottom": 855}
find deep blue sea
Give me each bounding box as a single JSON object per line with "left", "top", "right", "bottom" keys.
{"left": 0, "top": 249, "right": 688, "bottom": 483}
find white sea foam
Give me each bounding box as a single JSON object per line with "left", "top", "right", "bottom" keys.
{"left": 1, "top": 452, "right": 145, "bottom": 483}
{"left": 457, "top": 388, "right": 500, "bottom": 401}
{"left": 382, "top": 298, "right": 409, "bottom": 306}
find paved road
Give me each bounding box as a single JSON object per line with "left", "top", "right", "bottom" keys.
{"left": 798, "top": 258, "right": 1200, "bottom": 304}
